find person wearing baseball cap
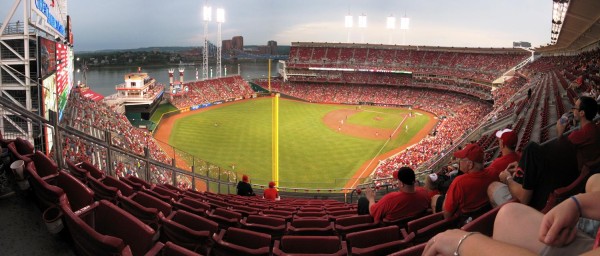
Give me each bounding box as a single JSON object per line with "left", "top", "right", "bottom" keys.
{"left": 361, "top": 166, "right": 430, "bottom": 224}
{"left": 486, "top": 129, "right": 521, "bottom": 180}
{"left": 435, "top": 143, "right": 495, "bottom": 221}
{"left": 263, "top": 181, "right": 279, "bottom": 201}
{"left": 236, "top": 174, "right": 255, "bottom": 196}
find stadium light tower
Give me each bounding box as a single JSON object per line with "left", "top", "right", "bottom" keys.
{"left": 400, "top": 15, "right": 410, "bottom": 45}
{"left": 386, "top": 15, "right": 396, "bottom": 45}
{"left": 344, "top": 14, "right": 353, "bottom": 43}
{"left": 358, "top": 14, "right": 367, "bottom": 43}
{"left": 216, "top": 8, "right": 225, "bottom": 78}
{"left": 202, "top": 5, "right": 212, "bottom": 80}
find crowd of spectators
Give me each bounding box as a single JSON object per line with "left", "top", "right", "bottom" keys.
{"left": 60, "top": 87, "right": 174, "bottom": 185}
{"left": 170, "top": 75, "right": 253, "bottom": 109}
{"left": 288, "top": 44, "right": 529, "bottom": 83}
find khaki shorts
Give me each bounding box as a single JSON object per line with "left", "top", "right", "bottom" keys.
{"left": 491, "top": 183, "right": 513, "bottom": 206}
{"left": 540, "top": 230, "right": 594, "bottom": 256}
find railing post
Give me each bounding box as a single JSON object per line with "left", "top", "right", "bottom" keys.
{"left": 144, "top": 146, "right": 151, "bottom": 183}
{"left": 105, "top": 130, "right": 114, "bottom": 176}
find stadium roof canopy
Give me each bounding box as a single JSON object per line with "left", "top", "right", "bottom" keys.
{"left": 536, "top": 0, "right": 600, "bottom": 53}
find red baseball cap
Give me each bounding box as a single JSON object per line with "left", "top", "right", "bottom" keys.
{"left": 496, "top": 129, "right": 518, "bottom": 148}
{"left": 242, "top": 175, "right": 249, "bottom": 182}
{"left": 453, "top": 143, "right": 484, "bottom": 163}
{"left": 268, "top": 181, "right": 276, "bottom": 188}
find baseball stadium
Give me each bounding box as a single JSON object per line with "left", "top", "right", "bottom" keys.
{"left": 1, "top": 0, "right": 600, "bottom": 255}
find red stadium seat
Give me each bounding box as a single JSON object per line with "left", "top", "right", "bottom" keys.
{"left": 273, "top": 235, "right": 347, "bottom": 256}
{"left": 160, "top": 210, "right": 218, "bottom": 254}
{"left": 62, "top": 200, "right": 155, "bottom": 256}
{"left": 212, "top": 227, "right": 272, "bottom": 256}
{"left": 346, "top": 225, "right": 415, "bottom": 256}
{"left": 240, "top": 214, "right": 287, "bottom": 239}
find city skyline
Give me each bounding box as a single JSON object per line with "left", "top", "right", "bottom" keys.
{"left": 1, "top": 0, "right": 553, "bottom": 52}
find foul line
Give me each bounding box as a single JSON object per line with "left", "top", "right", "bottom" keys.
{"left": 349, "top": 114, "right": 409, "bottom": 189}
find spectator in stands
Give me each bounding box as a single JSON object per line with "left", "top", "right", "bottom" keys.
{"left": 424, "top": 174, "right": 600, "bottom": 256}
{"left": 486, "top": 129, "right": 521, "bottom": 180}
{"left": 359, "top": 166, "right": 430, "bottom": 224}
{"left": 504, "top": 96, "right": 599, "bottom": 210}
{"left": 557, "top": 96, "right": 600, "bottom": 168}
{"left": 433, "top": 143, "right": 494, "bottom": 222}
{"left": 236, "top": 175, "right": 255, "bottom": 196}
{"left": 263, "top": 181, "right": 279, "bottom": 201}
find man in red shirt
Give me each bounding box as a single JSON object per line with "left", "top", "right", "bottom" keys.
{"left": 364, "top": 166, "right": 430, "bottom": 224}
{"left": 486, "top": 129, "right": 521, "bottom": 180}
{"left": 263, "top": 181, "right": 279, "bottom": 201}
{"left": 438, "top": 143, "right": 494, "bottom": 221}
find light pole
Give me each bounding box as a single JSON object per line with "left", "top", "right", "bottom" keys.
{"left": 202, "top": 5, "right": 211, "bottom": 80}
{"left": 358, "top": 14, "right": 367, "bottom": 43}
{"left": 344, "top": 14, "right": 353, "bottom": 43}
{"left": 216, "top": 8, "right": 225, "bottom": 78}
{"left": 386, "top": 15, "right": 396, "bottom": 45}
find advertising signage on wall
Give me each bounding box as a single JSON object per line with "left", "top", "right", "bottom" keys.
{"left": 56, "top": 43, "right": 72, "bottom": 121}
{"left": 38, "top": 36, "right": 56, "bottom": 79}
{"left": 31, "top": 0, "right": 66, "bottom": 36}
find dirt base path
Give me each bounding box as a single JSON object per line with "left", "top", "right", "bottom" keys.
{"left": 322, "top": 109, "right": 406, "bottom": 140}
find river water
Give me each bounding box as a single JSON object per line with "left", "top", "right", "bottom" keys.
{"left": 74, "top": 60, "right": 279, "bottom": 96}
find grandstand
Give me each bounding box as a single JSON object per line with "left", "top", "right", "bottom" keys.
{"left": 1, "top": 0, "right": 600, "bottom": 255}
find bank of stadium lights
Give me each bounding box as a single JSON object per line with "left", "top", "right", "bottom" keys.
{"left": 386, "top": 15, "right": 396, "bottom": 45}
{"left": 550, "top": 0, "right": 569, "bottom": 45}
{"left": 202, "top": 6, "right": 212, "bottom": 80}
{"left": 216, "top": 8, "right": 225, "bottom": 78}
{"left": 358, "top": 14, "right": 367, "bottom": 43}
{"left": 345, "top": 14, "right": 353, "bottom": 43}
{"left": 400, "top": 16, "right": 410, "bottom": 45}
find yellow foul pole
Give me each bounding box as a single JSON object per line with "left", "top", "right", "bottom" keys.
{"left": 271, "top": 64, "right": 279, "bottom": 185}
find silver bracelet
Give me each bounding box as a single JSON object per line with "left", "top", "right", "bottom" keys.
{"left": 454, "top": 232, "right": 479, "bottom": 256}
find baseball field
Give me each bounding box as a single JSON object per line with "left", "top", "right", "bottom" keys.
{"left": 153, "top": 97, "right": 435, "bottom": 189}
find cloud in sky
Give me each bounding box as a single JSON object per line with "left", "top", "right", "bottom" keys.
{"left": 0, "top": 0, "right": 552, "bottom": 51}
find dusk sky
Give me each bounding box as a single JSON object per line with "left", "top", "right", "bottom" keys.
{"left": 1, "top": 0, "right": 553, "bottom": 52}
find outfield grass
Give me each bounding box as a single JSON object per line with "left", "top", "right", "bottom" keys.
{"left": 168, "top": 98, "right": 430, "bottom": 188}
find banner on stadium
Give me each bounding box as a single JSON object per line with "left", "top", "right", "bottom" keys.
{"left": 31, "top": 0, "right": 66, "bottom": 37}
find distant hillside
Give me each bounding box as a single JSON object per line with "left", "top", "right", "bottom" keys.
{"left": 77, "top": 45, "right": 291, "bottom": 55}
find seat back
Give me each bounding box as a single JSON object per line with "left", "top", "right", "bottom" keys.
{"left": 56, "top": 170, "right": 95, "bottom": 212}
{"left": 152, "top": 185, "right": 180, "bottom": 201}
{"left": 214, "top": 227, "right": 272, "bottom": 255}
{"left": 275, "top": 235, "right": 346, "bottom": 255}
{"left": 87, "top": 174, "right": 118, "bottom": 202}
{"left": 8, "top": 137, "right": 34, "bottom": 162}
{"left": 161, "top": 210, "right": 218, "bottom": 253}
{"left": 26, "top": 162, "right": 64, "bottom": 209}
{"left": 79, "top": 161, "right": 104, "bottom": 180}
{"left": 346, "top": 225, "right": 400, "bottom": 248}
{"left": 102, "top": 175, "right": 134, "bottom": 197}
{"left": 172, "top": 197, "right": 210, "bottom": 216}
{"left": 131, "top": 191, "right": 172, "bottom": 217}
{"left": 412, "top": 215, "right": 459, "bottom": 244}
{"left": 406, "top": 212, "right": 444, "bottom": 234}
{"left": 347, "top": 225, "right": 415, "bottom": 256}
{"left": 31, "top": 151, "right": 59, "bottom": 178}
{"left": 66, "top": 160, "right": 88, "bottom": 182}
{"left": 85, "top": 200, "right": 155, "bottom": 256}
{"left": 61, "top": 202, "right": 127, "bottom": 256}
